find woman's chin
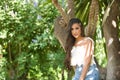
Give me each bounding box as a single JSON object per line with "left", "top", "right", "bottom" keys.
{"left": 74, "top": 36, "right": 79, "bottom": 39}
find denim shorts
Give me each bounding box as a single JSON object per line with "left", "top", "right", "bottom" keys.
{"left": 72, "top": 64, "right": 100, "bottom": 80}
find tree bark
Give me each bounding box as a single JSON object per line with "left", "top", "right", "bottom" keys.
{"left": 52, "top": 0, "right": 69, "bottom": 24}
{"left": 66, "top": 0, "right": 75, "bottom": 18}
{"left": 85, "top": 0, "right": 99, "bottom": 37}
{"left": 53, "top": 0, "right": 75, "bottom": 50}
{"left": 102, "top": 0, "right": 120, "bottom": 80}
{"left": 54, "top": 16, "right": 69, "bottom": 50}
{"left": 8, "top": 43, "right": 15, "bottom": 80}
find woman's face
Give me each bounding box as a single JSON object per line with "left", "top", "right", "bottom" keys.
{"left": 71, "top": 23, "right": 81, "bottom": 39}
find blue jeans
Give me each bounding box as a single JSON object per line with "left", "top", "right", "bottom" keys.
{"left": 72, "top": 64, "right": 100, "bottom": 80}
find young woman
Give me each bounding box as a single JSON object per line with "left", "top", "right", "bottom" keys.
{"left": 64, "top": 18, "right": 99, "bottom": 80}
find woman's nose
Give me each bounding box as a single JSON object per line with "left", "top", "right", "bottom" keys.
{"left": 73, "top": 29, "right": 77, "bottom": 33}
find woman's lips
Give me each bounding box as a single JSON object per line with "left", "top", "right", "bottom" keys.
{"left": 73, "top": 34, "right": 78, "bottom": 36}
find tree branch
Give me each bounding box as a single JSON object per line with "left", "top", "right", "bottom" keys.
{"left": 85, "top": 0, "right": 99, "bottom": 37}
{"left": 67, "top": 0, "right": 75, "bottom": 18}
{"left": 52, "top": 0, "right": 69, "bottom": 24}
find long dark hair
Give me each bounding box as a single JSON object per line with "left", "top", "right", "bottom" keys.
{"left": 64, "top": 18, "right": 85, "bottom": 70}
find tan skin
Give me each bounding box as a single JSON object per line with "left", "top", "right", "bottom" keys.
{"left": 71, "top": 23, "right": 93, "bottom": 80}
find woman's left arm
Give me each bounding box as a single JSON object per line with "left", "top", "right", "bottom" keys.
{"left": 79, "top": 39, "right": 94, "bottom": 80}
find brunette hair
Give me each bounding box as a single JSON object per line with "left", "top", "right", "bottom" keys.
{"left": 64, "top": 18, "right": 85, "bottom": 70}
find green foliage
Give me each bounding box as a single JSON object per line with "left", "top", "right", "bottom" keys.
{"left": 0, "top": 57, "right": 7, "bottom": 80}
{"left": 75, "top": 0, "right": 90, "bottom": 25}
{"left": 0, "top": 0, "right": 65, "bottom": 79}
{"left": 95, "top": 25, "right": 107, "bottom": 67}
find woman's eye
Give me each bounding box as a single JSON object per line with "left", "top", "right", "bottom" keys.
{"left": 76, "top": 27, "right": 79, "bottom": 29}
{"left": 71, "top": 28, "right": 74, "bottom": 30}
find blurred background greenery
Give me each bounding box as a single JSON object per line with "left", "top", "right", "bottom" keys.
{"left": 0, "top": 0, "right": 107, "bottom": 80}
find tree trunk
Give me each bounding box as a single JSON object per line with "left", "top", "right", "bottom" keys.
{"left": 85, "top": 0, "right": 99, "bottom": 37}
{"left": 102, "top": 0, "right": 120, "bottom": 80}
{"left": 54, "top": 16, "right": 69, "bottom": 50}
{"left": 8, "top": 42, "right": 15, "bottom": 80}
{"left": 0, "top": 45, "right": 2, "bottom": 59}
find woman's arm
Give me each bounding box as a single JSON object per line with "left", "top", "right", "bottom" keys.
{"left": 79, "top": 39, "right": 94, "bottom": 80}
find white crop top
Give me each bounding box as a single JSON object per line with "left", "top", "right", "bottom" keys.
{"left": 71, "top": 37, "right": 96, "bottom": 67}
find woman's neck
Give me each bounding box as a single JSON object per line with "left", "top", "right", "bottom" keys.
{"left": 75, "top": 36, "right": 84, "bottom": 43}
{"left": 75, "top": 36, "right": 84, "bottom": 42}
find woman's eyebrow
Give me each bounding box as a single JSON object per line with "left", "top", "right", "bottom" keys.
{"left": 76, "top": 26, "right": 79, "bottom": 28}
